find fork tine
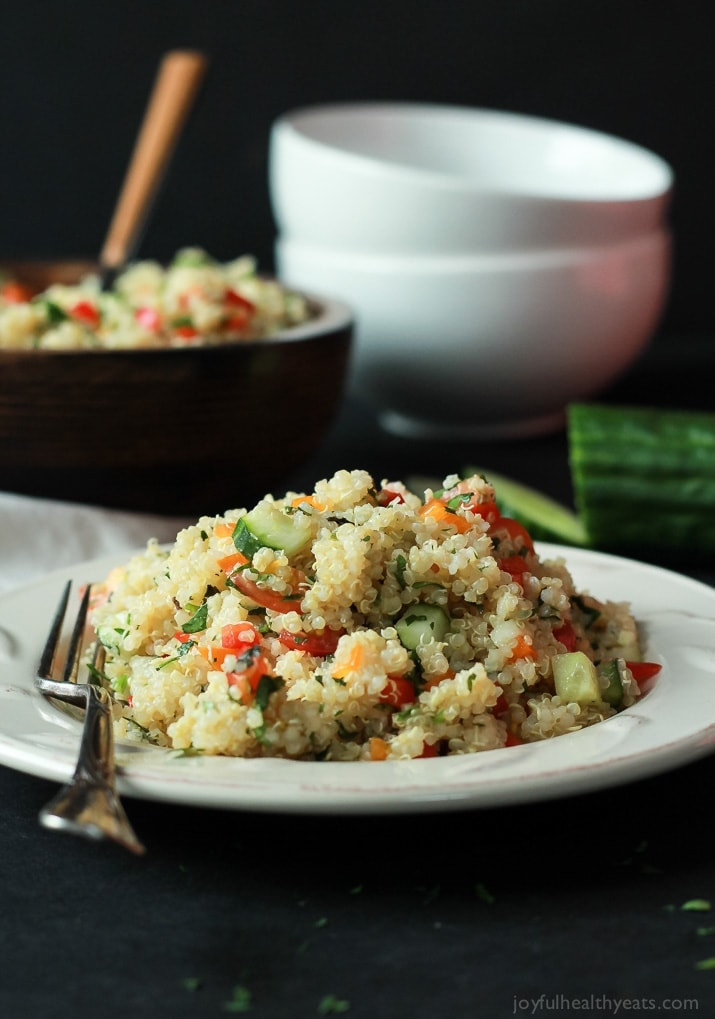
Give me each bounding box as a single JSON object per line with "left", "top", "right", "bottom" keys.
{"left": 61, "top": 584, "right": 92, "bottom": 684}
{"left": 35, "top": 579, "right": 147, "bottom": 854}
{"left": 38, "top": 579, "right": 72, "bottom": 680}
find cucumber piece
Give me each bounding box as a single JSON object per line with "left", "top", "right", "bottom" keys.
{"left": 396, "top": 604, "right": 450, "bottom": 650}
{"left": 238, "top": 502, "right": 313, "bottom": 556}
{"left": 598, "top": 656, "right": 627, "bottom": 705}
{"left": 552, "top": 651, "right": 602, "bottom": 706}
{"left": 597, "top": 659, "right": 625, "bottom": 707}
{"left": 568, "top": 403, "right": 715, "bottom": 552}
{"left": 463, "top": 465, "right": 588, "bottom": 546}
{"left": 96, "top": 624, "right": 124, "bottom": 654}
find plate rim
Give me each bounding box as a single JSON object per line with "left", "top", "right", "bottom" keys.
{"left": 1, "top": 542, "right": 714, "bottom": 814}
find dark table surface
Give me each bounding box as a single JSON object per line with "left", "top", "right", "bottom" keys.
{"left": 2, "top": 332, "right": 715, "bottom": 1019}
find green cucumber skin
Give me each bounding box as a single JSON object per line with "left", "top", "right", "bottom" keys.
{"left": 240, "top": 504, "right": 312, "bottom": 556}
{"left": 568, "top": 403, "right": 715, "bottom": 552}
{"left": 598, "top": 660, "right": 624, "bottom": 707}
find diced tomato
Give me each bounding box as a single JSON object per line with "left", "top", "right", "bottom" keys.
{"left": 70, "top": 300, "right": 101, "bottom": 328}
{"left": 626, "top": 661, "right": 662, "bottom": 683}
{"left": 471, "top": 499, "right": 501, "bottom": 524}
{"left": 492, "top": 693, "right": 509, "bottom": 718}
{"left": 230, "top": 570, "right": 303, "bottom": 615}
{"left": 492, "top": 516, "right": 534, "bottom": 553}
{"left": 504, "top": 731, "right": 524, "bottom": 747}
{"left": 225, "top": 288, "right": 256, "bottom": 312}
{"left": 499, "top": 555, "right": 530, "bottom": 580}
{"left": 221, "top": 622, "right": 260, "bottom": 649}
{"left": 223, "top": 290, "right": 255, "bottom": 333}
{"left": 377, "top": 486, "right": 406, "bottom": 506}
{"left": 173, "top": 323, "right": 199, "bottom": 339}
{"left": 224, "top": 312, "right": 251, "bottom": 332}
{"left": 379, "top": 675, "right": 416, "bottom": 707}
{"left": 278, "top": 628, "right": 344, "bottom": 656}
{"left": 174, "top": 631, "right": 194, "bottom": 644}
{"left": 135, "top": 306, "right": 162, "bottom": 331}
{"left": 417, "top": 741, "right": 439, "bottom": 758}
{"left": 1, "top": 281, "right": 33, "bottom": 303}
{"left": 553, "top": 620, "right": 578, "bottom": 652}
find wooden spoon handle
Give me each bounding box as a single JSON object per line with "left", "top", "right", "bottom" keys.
{"left": 99, "top": 49, "right": 208, "bottom": 272}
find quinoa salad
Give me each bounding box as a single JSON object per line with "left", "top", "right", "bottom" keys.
{"left": 0, "top": 248, "right": 311, "bottom": 350}
{"left": 88, "top": 469, "right": 660, "bottom": 761}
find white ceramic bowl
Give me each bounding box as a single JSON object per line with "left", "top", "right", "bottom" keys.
{"left": 270, "top": 103, "right": 673, "bottom": 254}
{"left": 276, "top": 231, "right": 671, "bottom": 439}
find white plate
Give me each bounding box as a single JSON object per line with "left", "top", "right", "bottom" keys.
{"left": 1, "top": 544, "right": 714, "bottom": 815}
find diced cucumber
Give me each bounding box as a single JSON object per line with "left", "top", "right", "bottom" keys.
{"left": 396, "top": 604, "right": 450, "bottom": 650}
{"left": 568, "top": 403, "right": 715, "bottom": 553}
{"left": 552, "top": 651, "right": 602, "bottom": 706}
{"left": 598, "top": 659, "right": 625, "bottom": 707}
{"left": 463, "top": 465, "right": 588, "bottom": 546}
{"left": 237, "top": 502, "right": 313, "bottom": 556}
{"left": 95, "top": 624, "right": 124, "bottom": 654}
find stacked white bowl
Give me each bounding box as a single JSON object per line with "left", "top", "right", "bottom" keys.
{"left": 269, "top": 102, "right": 673, "bottom": 439}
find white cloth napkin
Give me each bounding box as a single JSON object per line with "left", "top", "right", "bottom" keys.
{"left": 0, "top": 491, "right": 192, "bottom": 595}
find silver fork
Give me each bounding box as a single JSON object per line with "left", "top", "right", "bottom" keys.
{"left": 35, "top": 580, "right": 146, "bottom": 855}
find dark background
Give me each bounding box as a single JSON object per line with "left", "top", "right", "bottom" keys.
{"left": 0, "top": 0, "right": 711, "bottom": 340}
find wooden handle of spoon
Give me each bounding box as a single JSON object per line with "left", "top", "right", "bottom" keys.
{"left": 99, "top": 49, "right": 208, "bottom": 271}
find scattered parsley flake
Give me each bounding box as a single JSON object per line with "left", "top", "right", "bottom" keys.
{"left": 224, "top": 984, "right": 252, "bottom": 1013}
{"left": 698, "top": 926, "right": 715, "bottom": 937}
{"left": 182, "top": 977, "right": 202, "bottom": 992}
{"left": 682, "top": 899, "right": 712, "bottom": 912}
{"left": 695, "top": 957, "right": 715, "bottom": 971}
{"left": 255, "top": 674, "right": 284, "bottom": 711}
{"left": 315, "top": 916, "right": 328, "bottom": 928}
{"left": 318, "top": 995, "right": 350, "bottom": 1015}
{"left": 177, "top": 639, "right": 197, "bottom": 657}
{"left": 475, "top": 882, "right": 495, "bottom": 904}
{"left": 182, "top": 602, "right": 208, "bottom": 634}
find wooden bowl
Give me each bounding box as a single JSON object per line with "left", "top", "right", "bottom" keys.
{"left": 0, "top": 261, "right": 353, "bottom": 516}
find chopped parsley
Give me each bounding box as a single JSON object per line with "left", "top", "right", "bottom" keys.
{"left": 41, "top": 299, "right": 69, "bottom": 323}
{"left": 182, "top": 602, "right": 208, "bottom": 634}
{"left": 223, "top": 983, "right": 252, "bottom": 1012}
{"left": 318, "top": 995, "right": 350, "bottom": 1015}
{"left": 255, "top": 674, "right": 284, "bottom": 711}
{"left": 233, "top": 518, "right": 262, "bottom": 558}
{"left": 445, "top": 492, "right": 475, "bottom": 511}
{"left": 475, "top": 882, "right": 495, "bottom": 904}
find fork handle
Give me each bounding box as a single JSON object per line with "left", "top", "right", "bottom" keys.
{"left": 39, "top": 686, "right": 146, "bottom": 855}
